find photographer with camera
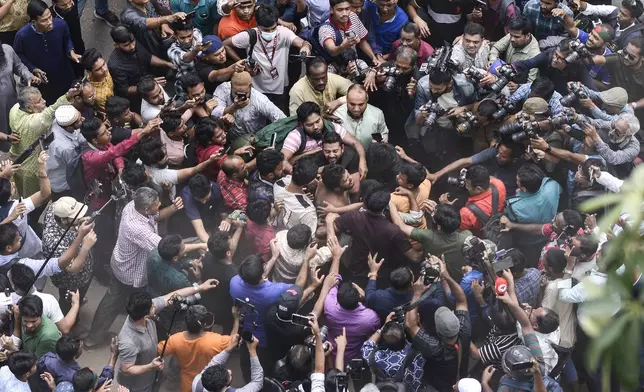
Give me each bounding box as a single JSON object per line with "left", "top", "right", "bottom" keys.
{"left": 388, "top": 23, "right": 435, "bottom": 67}
{"left": 158, "top": 305, "right": 238, "bottom": 392}
{"left": 568, "top": 85, "right": 631, "bottom": 122}
{"left": 491, "top": 275, "right": 562, "bottom": 392}
{"left": 360, "top": 311, "right": 426, "bottom": 392}
{"left": 507, "top": 76, "right": 565, "bottom": 116}
{"left": 508, "top": 39, "right": 597, "bottom": 96}
{"left": 489, "top": 18, "right": 541, "bottom": 86}
{"left": 192, "top": 333, "right": 263, "bottom": 392}
{"left": 580, "top": 117, "right": 640, "bottom": 176}
{"left": 427, "top": 139, "right": 524, "bottom": 196}
{"left": 405, "top": 255, "right": 470, "bottom": 392}
{"left": 500, "top": 210, "right": 583, "bottom": 270}
{"left": 117, "top": 281, "right": 219, "bottom": 392}
{"left": 554, "top": 9, "right": 615, "bottom": 90}
{"left": 439, "top": 165, "right": 507, "bottom": 235}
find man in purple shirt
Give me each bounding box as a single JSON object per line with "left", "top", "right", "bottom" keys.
{"left": 324, "top": 277, "right": 381, "bottom": 361}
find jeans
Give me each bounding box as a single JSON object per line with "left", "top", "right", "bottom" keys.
{"left": 88, "top": 276, "right": 146, "bottom": 342}
{"left": 77, "top": 0, "right": 108, "bottom": 17}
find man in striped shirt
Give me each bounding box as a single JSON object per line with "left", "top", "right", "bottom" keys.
{"left": 86, "top": 187, "right": 206, "bottom": 348}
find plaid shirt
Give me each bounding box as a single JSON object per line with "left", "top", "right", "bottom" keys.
{"left": 509, "top": 82, "right": 564, "bottom": 115}
{"left": 88, "top": 72, "right": 114, "bottom": 112}
{"left": 216, "top": 170, "right": 248, "bottom": 210}
{"left": 111, "top": 200, "right": 161, "bottom": 288}
{"left": 514, "top": 268, "right": 541, "bottom": 307}
{"left": 522, "top": 0, "right": 573, "bottom": 40}
{"left": 167, "top": 28, "right": 204, "bottom": 95}
{"left": 246, "top": 220, "right": 275, "bottom": 261}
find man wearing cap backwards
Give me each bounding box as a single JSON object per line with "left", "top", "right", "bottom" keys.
{"left": 554, "top": 9, "right": 615, "bottom": 91}
{"left": 490, "top": 271, "right": 563, "bottom": 392}
{"left": 196, "top": 35, "right": 246, "bottom": 94}
{"left": 45, "top": 105, "right": 85, "bottom": 201}
{"left": 404, "top": 255, "right": 470, "bottom": 392}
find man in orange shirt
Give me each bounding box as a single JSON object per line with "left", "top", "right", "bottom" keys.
{"left": 439, "top": 164, "right": 506, "bottom": 234}
{"left": 218, "top": 0, "right": 257, "bottom": 40}
{"left": 157, "top": 305, "right": 239, "bottom": 392}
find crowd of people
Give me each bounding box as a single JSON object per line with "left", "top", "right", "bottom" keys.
{"left": 0, "top": 0, "right": 642, "bottom": 390}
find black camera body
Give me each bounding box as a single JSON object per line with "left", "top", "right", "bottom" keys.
{"left": 167, "top": 293, "right": 201, "bottom": 311}
{"left": 421, "top": 102, "right": 445, "bottom": 127}
{"left": 420, "top": 259, "right": 442, "bottom": 285}
{"left": 498, "top": 114, "right": 541, "bottom": 142}
{"left": 392, "top": 305, "right": 406, "bottom": 324}
{"left": 550, "top": 108, "right": 578, "bottom": 128}
{"left": 447, "top": 167, "right": 468, "bottom": 188}
{"left": 419, "top": 46, "right": 459, "bottom": 76}
{"left": 491, "top": 101, "right": 518, "bottom": 122}
{"left": 565, "top": 40, "right": 592, "bottom": 63}
{"left": 560, "top": 83, "right": 589, "bottom": 107}
{"left": 456, "top": 111, "right": 481, "bottom": 134}
{"left": 381, "top": 65, "right": 402, "bottom": 92}
{"left": 490, "top": 64, "right": 517, "bottom": 94}
{"left": 244, "top": 57, "right": 260, "bottom": 74}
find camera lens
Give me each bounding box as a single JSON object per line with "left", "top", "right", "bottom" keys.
{"left": 511, "top": 131, "right": 528, "bottom": 142}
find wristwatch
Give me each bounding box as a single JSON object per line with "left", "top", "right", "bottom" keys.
{"left": 545, "top": 144, "right": 552, "bottom": 153}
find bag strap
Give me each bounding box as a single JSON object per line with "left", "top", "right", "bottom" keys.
{"left": 247, "top": 29, "right": 258, "bottom": 59}
{"left": 466, "top": 184, "right": 498, "bottom": 225}
{"left": 394, "top": 347, "right": 417, "bottom": 382}
{"left": 454, "top": 337, "right": 463, "bottom": 385}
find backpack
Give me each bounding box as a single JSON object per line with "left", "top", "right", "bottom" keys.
{"left": 253, "top": 115, "right": 336, "bottom": 152}
{"left": 66, "top": 144, "right": 88, "bottom": 202}
{"left": 498, "top": 0, "right": 516, "bottom": 26}
{"left": 466, "top": 184, "right": 505, "bottom": 244}
{"left": 615, "top": 21, "right": 644, "bottom": 50}
{"left": 309, "top": 22, "right": 343, "bottom": 63}
{"left": 368, "top": 346, "right": 417, "bottom": 391}
{"left": 246, "top": 28, "right": 258, "bottom": 62}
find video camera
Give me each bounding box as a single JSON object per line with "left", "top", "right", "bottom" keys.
{"left": 560, "top": 82, "right": 589, "bottom": 107}
{"left": 167, "top": 293, "right": 201, "bottom": 311}
{"left": 456, "top": 111, "right": 481, "bottom": 134}
{"left": 421, "top": 102, "right": 445, "bottom": 127}
{"left": 420, "top": 258, "right": 442, "bottom": 285}
{"left": 419, "top": 46, "right": 459, "bottom": 76}
{"left": 565, "top": 40, "right": 592, "bottom": 63}
{"left": 380, "top": 65, "right": 403, "bottom": 92}
{"left": 447, "top": 168, "right": 467, "bottom": 188}
{"left": 346, "top": 359, "right": 368, "bottom": 380}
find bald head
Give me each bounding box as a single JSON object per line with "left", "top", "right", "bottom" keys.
{"left": 221, "top": 155, "right": 247, "bottom": 180}
{"left": 346, "top": 84, "right": 368, "bottom": 118}
{"left": 231, "top": 71, "right": 252, "bottom": 87}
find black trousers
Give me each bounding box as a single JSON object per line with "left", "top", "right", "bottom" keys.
{"left": 239, "top": 344, "right": 273, "bottom": 383}
{"left": 88, "top": 276, "right": 146, "bottom": 342}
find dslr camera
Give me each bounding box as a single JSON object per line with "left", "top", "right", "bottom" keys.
{"left": 244, "top": 57, "right": 260, "bottom": 75}
{"left": 167, "top": 293, "right": 201, "bottom": 311}
{"left": 456, "top": 111, "right": 481, "bottom": 134}
{"left": 421, "top": 102, "right": 445, "bottom": 126}
{"left": 419, "top": 46, "right": 459, "bottom": 76}
{"left": 447, "top": 168, "right": 468, "bottom": 188}
{"left": 380, "top": 65, "right": 402, "bottom": 92}
{"left": 498, "top": 115, "right": 541, "bottom": 142}
{"left": 490, "top": 64, "right": 518, "bottom": 94}
{"left": 491, "top": 100, "right": 518, "bottom": 122}
{"left": 560, "top": 82, "right": 589, "bottom": 107}
{"left": 565, "top": 40, "right": 592, "bottom": 63}
{"left": 420, "top": 258, "right": 442, "bottom": 285}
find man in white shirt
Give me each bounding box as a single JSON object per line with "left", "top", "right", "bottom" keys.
{"left": 0, "top": 350, "right": 37, "bottom": 392}
{"left": 224, "top": 4, "right": 312, "bottom": 111}
{"left": 273, "top": 158, "right": 318, "bottom": 235}
{"left": 46, "top": 105, "right": 86, "bottom": 200}
{"left": 137, "top": 76, "right": 170, "bottom": 124}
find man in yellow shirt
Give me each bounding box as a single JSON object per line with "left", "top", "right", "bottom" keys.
{"left": 288, "top": 57, "right": 352, "bottom": 116}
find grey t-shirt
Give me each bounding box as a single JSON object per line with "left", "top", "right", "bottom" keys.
{"left": 117, "top": 296, "right": 165, "bottom": 392}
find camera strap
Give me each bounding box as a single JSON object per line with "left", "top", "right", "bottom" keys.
{"left": 466, "top": 184, "right": 499, "bottom": 224}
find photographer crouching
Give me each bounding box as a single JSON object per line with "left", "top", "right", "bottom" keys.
{"left": 364, "top": 46, "right": 419, "bottom": 147}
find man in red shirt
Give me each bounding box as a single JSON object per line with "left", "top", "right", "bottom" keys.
{"left": 388, "top": 22, "right": 434, "bottom": 67}
{"left": 439, "top": 165, "right": 506, "bottom": 233}
{"left": 217, "top": 155, "right": 249, "bottom": 210}
{"left": 218, "top": 0, "right": 257, "bottom": 39}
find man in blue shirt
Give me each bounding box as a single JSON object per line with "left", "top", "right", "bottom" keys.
{"left": 171, "top": 0, "right": 220, "bottom": 36}
{"left": 179, "top": 174, "right": 224, "bottom": 243}
{"left": 363, "top": 0, "right": 408, "bottom": 61}
{"left": 230, "top": 253, "right": 307, "bottom": 381}
{"left": 521, "top": 0, "right": 572, "bottom": 40}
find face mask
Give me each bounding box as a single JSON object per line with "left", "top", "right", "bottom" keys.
{"left": 261, "top": 31, "right": 277, "bottom": 41}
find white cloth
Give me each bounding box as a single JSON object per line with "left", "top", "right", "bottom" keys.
{"left": 0, "top": 366, "right": 30, "bottom": 392}
{"left": 272, "top": 176, "right": 317, "bottom": 235}
{"left": 516, "top": 323, "right": 559, "bottom": 375}
{"left": 146, "top": 166, "right": 179, "bottom": 199}
{"left": 6, "top": 197, "right": 42, "bottom": 258}
{"left": 10, "top": 290, "right": 64, "bottom": 324}
{"left": 141, "top": 88, "right": 170, "bottom": 124}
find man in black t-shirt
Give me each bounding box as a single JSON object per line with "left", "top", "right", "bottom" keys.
{"left": 314, "top": 131, "right": 360, "bottom": 176}
{"left": 196, "top": 35, "right": 246, "bottom": 94}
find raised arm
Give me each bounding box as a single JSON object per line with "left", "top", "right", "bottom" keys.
{"left": 29, "top": 151, "right": 51, "bottom": 207}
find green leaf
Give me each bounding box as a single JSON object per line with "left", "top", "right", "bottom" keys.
{"left": 613, "top": 317, "right": 641, "bottom": 389}
{"left": 580, "top": 193, "right": 625, "bottom": 213}
{"left": 587, "top": 312, "right": 629, "bottom": 370}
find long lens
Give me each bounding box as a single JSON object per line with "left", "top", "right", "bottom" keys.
{"left": 446, "top": 177, "right": 459, "bottom": 186}
{"left": 498, "top": 121, "right": 523, "bottom": 136}
{"left": 565, "top": 51, "right": 580, "bottom": 63}
{"left": 425, "top": 111, "right": 438, "bottom": 126}
{"left": 383, "top": 76, "right": 396, "bottom": 92}
{"left": 511, "top": 131, "right": 529, "bottom": 142}
{"left": 490, "top": 76, "right": 509, "bottom": 93}
{"left": 560, "top": 93, "right": 577, "bottom": 107}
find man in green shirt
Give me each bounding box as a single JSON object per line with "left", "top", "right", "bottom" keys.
{"left": 17, "top": 295, "right": 61, "bottom": 358}
{"left": 333, "top": 84, "right": 389, "bottom": 150}
{"left": 391, "top": 202, "right": 472, "bottom": 281}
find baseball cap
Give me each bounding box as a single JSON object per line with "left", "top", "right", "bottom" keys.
{"left": 53, "top": 197, "right": 88, "bottom": 219}
{"left": 276, "top": 285, "right": 303, "bottom": 320}
{"left": 434, "top": 306, "right": 460, "bottom": 339}
{"left": 522, "top": 97, "right": 549, "bottom": 117}
{"left": 201, "top": 35, "right": 223, "bottom": 55}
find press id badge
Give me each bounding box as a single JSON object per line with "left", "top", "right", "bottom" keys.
{"left": 269, "top": 68, "right": 279, "bottom": 80}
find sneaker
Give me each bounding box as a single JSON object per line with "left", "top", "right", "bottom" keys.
{"left": 94, "top": 10, "right": 120, "bottom": 27}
